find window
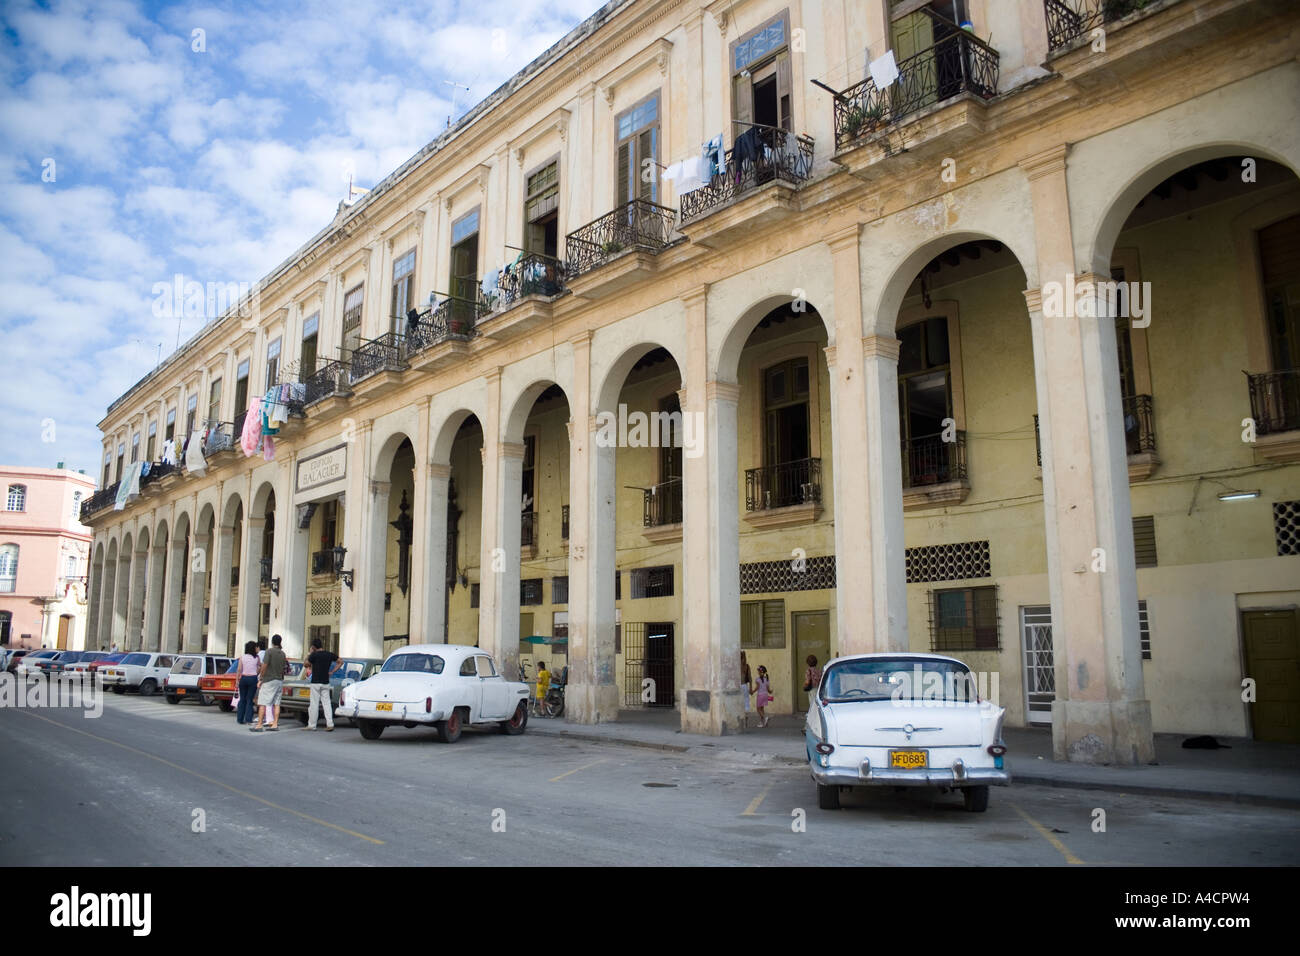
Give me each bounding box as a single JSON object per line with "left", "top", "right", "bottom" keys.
{"left": 459, "top": 656, "right": 477, "bottom": 677}
{"left": 898, "top": 316, "right": 953, "bottom": 474}
{"left": 1138, "top": 599, "right": 1151, "bottom": 660}
{"left": 233, "top": 360, "right": 250, "bottom": 433}
{"left": 0, "top": 610, "right": 11, "bottom": 645}
{"left": 165, "top": 408, "right": 176, "bottom": 443}
{"left": 207, "top": 377, "right": 222, "bottom": 425}
{"left": 0, "top": 544, "right": 17, "bottom": 593}
{"left": 764, "top": 358, "right": 811, "bottom": 467}
{"left": 342, "top": 284, "right": 365, "bottom": 355}
{"left": 741, "top": 599, "right": 786, "bottom": 648}
{"left": 524, "top": 161, "right": 560, "bottom": 258}
{"left": 301, "top": 313, "right": 320, "bottom": 380}
{"left": 630, "top": 565, "right": 674, "bottom": 598}
{"left": 552, "top": 610, "right": 569, "bottom": 640}
{"left": 186, "top": 394, "right": 198, "bottom": 435}
{"left": 102, "top": 453, "right": 111, "bottom": 488}
{"left": 320, "top": 500, "right": 338, "bottom": 550}
{"left": 115, "top": 444, "right": 125, "bottom": 481}
{"left": 521, "top": 578, "right": 543, "bottom": 605}
{"left": 450, "top": 210, "right": 480, "bottom": 305}
{"left": 71, "top": 491, "right": 82, "bottom": 522}
{"left": 475, "top": 656, "right": 496, "bottom": 677}
{"left": 130, "top": 433, "right": 140, "bottom": 463}
{"left": 929, "top": 586, "right": 999, "bottom": 651}
{"left": 552, "top": 575, "right": 569, "bottom": 605}
{"left": 890, "top": 1, "right": 967, "bottom": 108}
{"left": 262, "top": 603, "right": 271, "bottom": 625}
{"left": 146, "top": 421, "right": 157, "bottom": 461}
{"left": 615, "top": 94, "right": 659, "bottom": 205}
{"left": 64, "top": 554, "right": 77, "bottom": 579}
{"left": 1133, "top": 516, "right": 1157, "bottom": 568}
{"left": 731, "top": 12, "right": 792, "bottom": 133}
{"left": 391, "top": 249, "right": 415, "bottom": 332}
{"left": 6, "top": 485, "right": 26, "bottom": 511}
{"left": 1258, "top": 214, "right": 1300, "bottom": 370}
{"left": 614, "top": 570, "right": 621, "bottom": 601}
{"left": 266, "top": 338, "right": 281, "bottom": 390}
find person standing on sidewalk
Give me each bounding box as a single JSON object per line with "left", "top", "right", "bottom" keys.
{"left": 304, "top": 638, "right": 341, "bottom": 731}
{"left": 535, "top": 660, "right": 551, "bottom": 716}
{"left": 754, "top": 665, "right": 773, "bottom": 728}
{"left": 252, "top": 634, "right": 288, "bottom": 732}
{"left": 235, "top": 641, "right": 260, "bottom": 725}
{"left": 803, "top": 655, "right": 823, "bottom": 712}
{"left": 740, "top": 651, "right": 755, "bottom": 728}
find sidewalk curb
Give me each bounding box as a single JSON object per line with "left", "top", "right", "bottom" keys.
{"left": 531, "top": 725, "right": 1299, "bottom": 808}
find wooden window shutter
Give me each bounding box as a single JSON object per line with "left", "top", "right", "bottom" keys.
{"left": 636, "top": 127, "right": 657, "bottom": 201}
{"left": 616, "top": 140, "right": 631, "bottom": 205}
{"left": 1132, "top": 515, "right": 1158, "bottom": 568}
{"left": 733, "top": 73, "right": 753, "bottom": 130}
{"left": 1259, "top": 215, "right": 1300, "bottom": 286}
{"left": 776, "top": 51, "right": 793, "bottom": 130}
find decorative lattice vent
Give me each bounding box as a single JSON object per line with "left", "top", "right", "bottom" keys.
{"left": 906, "top": 541, "right": 991, "bottom": 584}
{"left": 739, "top": 555, "right": 836, "bottom": 595}
{"left": 1275, "top": 500, "right": 1300, "bottom": 556}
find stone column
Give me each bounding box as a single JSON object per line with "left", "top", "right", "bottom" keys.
{"left": 208, "top": 524, "right": 235, "bottom": 655}
{"left": 1021, "top": 145, "right": 1153, "bottom": 765}
{"left": 280, "top": 491, "right": 311, "bottom": 660}
{"left": 482, "top": 440, "right": 525, "bottom": 678}
{"left": 127, "top": 541, "right": 150, "bottom": 651}
{"left": 161, "top": 527, "right": 186, "bottom": 653}
{"left": 111, "top": 549, "right": 130, "bottom": 648}
{"left": 142, "top": 541, "right": 167, "bottom": 652}
{"left": 567, "top": 332, "right": 619, "bottom": 723}
{"left": 680, "top": 286, "right": 743, "bottom": 735}
{"left": 360, "top": 478, "right": 391, "bottom": 654}
{"left": 339, "top": 421, "right": 374, "bottom": 659}
{"left": 237, "top": 516, "right": 264, "bottom": 651}
{"left": 183, "top": 531, "right": 208, "bottom": 653}
{"left": 86, "top": 543, "right": 103, "bottom": 649}
{"left": 416, "top": 463, "right": 451, "bottom": 644}
{"left": 408, "top": 398, "right": 434, "bottom": 641}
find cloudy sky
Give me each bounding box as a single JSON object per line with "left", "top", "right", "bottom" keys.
{"left": 0, "top": 0, "right": 603, "bottom": 479}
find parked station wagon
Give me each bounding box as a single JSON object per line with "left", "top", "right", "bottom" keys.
{"left": 337, "top": 644, "right": 529, "bottom": 742}
{"left": 806, "top": 653, "right": 1009, "bottom": 813}
{"left": 282, "top": 657, "right": 381, "bottom": 723}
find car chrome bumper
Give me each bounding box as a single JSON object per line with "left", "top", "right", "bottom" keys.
{"left": 811, "top": 763, "right": 1010, "bottom": 788}
{"left": 335, "top": 702, "right": 444, "bottom": 723}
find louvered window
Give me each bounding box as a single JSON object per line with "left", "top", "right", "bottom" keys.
{"left": 741, "top": 599, "right": 786, "bottom": 648}
{"left": 1132, "top": 516, "right": 1158, "bottom": 568}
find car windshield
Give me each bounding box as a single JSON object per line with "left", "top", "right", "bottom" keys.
{"left": 170, "top": 657, "right": 202, "bottom": 675}
{"left": 59, "top": 652, "right": 85, "bottom": 663}
{"left": 382, "top": 653, "right": 445, "bottom": 674}
{"left": 121, "top": 653, "right": 150, "bottom": 666}
{"left": 337, "top": 661, "right": 367, "bottom": 681}
{"left": 822, "top": 658, "right": 976, "bottom": 703}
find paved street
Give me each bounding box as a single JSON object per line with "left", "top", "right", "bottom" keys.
{"left": 2, "top": 692, "right": 1297, "bottom": 867}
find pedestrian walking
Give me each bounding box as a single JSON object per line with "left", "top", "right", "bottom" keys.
{"left": 755, "top": 665, "right": 773, "bottom": 727}
{"left": 304, "top": 637, "right": 340, "bottom": 731}
{"left": 251, "top": 634, "right": 288, "bottom": 732}
{"left": 535, "top": 660, "right": 551, "bottom": 716}
{"left": 235, "top": 641, "right": 259, "bottom": 725}
{"left": 740, "top": 651, "right": 754, "bottom": 728}
{"left": 803, "top": 654, "right": 823, "bottom": 712}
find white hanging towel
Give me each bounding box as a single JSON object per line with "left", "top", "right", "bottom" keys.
{"left": 676, "top": 155, "right": 706, "bottom": 192}
{"left": 185, "top": 430, "right": 208, "bottom": 477}
{"left": 869, "top": 49, "right": 899, "bottom": 89}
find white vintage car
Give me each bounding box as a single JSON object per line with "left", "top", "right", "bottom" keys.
{"left": 337, "top": 644, "right": 530, "bottom": 742}
{"left": 806, "top": 653, "right": 1009, "bottom": 812}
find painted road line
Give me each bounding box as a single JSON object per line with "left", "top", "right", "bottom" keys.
{"left": 742, "top": 781, "right": 775, "bottom": 816}
{"left": 1011, "top": 802, "right": 1084, "bottom": 865}
{"left": 549, "top": 757, "right": 608, "bottom": 782}
{"left": 14, "top": 708, "right": 385, "bottom": 845}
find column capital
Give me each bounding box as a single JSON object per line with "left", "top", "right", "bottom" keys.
{"left": 826, "top": 225, "right": 862, "bottom": 253}
{"left": 370, "top": 479, "right": 391, "bottom": 496}
{"left": 498, "top": 441, "right": 526, "bottom": 460}
{"left": 705, "top": 380, "right": 741, "bottom": 404}
{"left": 483, "top": 366, "right": 505, "bottom": 387}
{"left": 823, "top": 345, "right": 837, "bottom": 369}
{"left": 247, "top": 516, "right": 266, "bottom": 529}
{"left": 681, "top": 285, "right": 709, "bottom": 311}
{"left": 1023, "top": 287, "right": 1043, "bottom": 312}
{"left": 1019, "top": 144, "right": 1069, "bottom": 181}
{"left": 428, "top": 463, "right": 452, "bottom": 480}
{"left": 862, "top": 335, "right": 901, "bottom": 361}
{"left": 568, "top": 330, "right": 593, "bottom": 351}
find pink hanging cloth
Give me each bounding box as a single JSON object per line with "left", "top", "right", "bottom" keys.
{"left": 240, "top": 394, "right": 263, "bottom": 456}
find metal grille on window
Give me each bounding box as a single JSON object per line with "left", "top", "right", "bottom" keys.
{"left": 521, "top": 578, "right": 543, "bottom": 605}
{"left": 630, "top": 565, "right": 674, "bottom": 598}
{"left": 1138, "top": 599, "right": 1151, "bottom": 660}
{"left": 1274, "top": 500, "right": 1300, "bottom": 556}
{"left": 1133, "top": 516, "right": 1158, "bottom": 567}
{"left": 928, "top": 586, "right": 999, "bottom": 651}
{"left": 741, "top": 599, "right": 786, "bottom": 648}
{"left": 739, "top": 555, "right": 835, "bottom": 594}
{"left": 551, "top": 575, "right": 569, "bottom": 605}
{"left": 309, "top": 596, "right": 332, "bottom": 616}
{"left": 905, "top": 541, "right": 991, "bottom": 584}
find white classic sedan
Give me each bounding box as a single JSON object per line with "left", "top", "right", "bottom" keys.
{"left": 336, "top": 644, "right": 530, "bottom": 742}
{"left": 806, "top": 653, "right": 1010, "bottom": 812}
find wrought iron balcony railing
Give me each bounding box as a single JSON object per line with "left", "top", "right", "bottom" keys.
{"left": 349, "top": 331, "right": 408, "bottom": 384}
{"left": 492, "top": 252, "right": 568, "bottom": 308}
{"left": 1248, "top": 369, "right": 1300, "bottom": 436}
{"left": 405, "top": 297, "right": 485, "bottom": 355}
{"left": 148, "top": 460, "right": 177, "bottom": 483}
{"left": 902, "top": 431, "right": 968, "bottom": 489}
{"left": 1122, "top": 394, "right": 1156, "bottom": 456}
{"left": 311, "top": 549, "right": 335, "bottom": 576}
{"left": 521, "top": 511, "right": 538, "bottom": 549}
{"left": 202, "top": 422, "right": 235, "bottom": 457}
{"left": 827, "top": 27, "right": 998, "bottom": 151}
{"left": 642, "top": 478, "right": 683, "bottom": 527}
{"left": 561, "top": 505, "right": 570, "bottom": 541}
{"left": 81, "top": 485, "right": 119, "bottom": 520}
{"left": 745, "top": 458, "right": 822, "bottom": 512}
{"left": 566, "top": 199, "right": 677, "bottom": 276}
{"left": 303, "top": 359, "right": 350, "bottom": 406}
{"left": 680, "top": 128, "right": 814, "bottom": 224}
{"left": 1045, "top": 0, "right": 1149, "bottom": 52}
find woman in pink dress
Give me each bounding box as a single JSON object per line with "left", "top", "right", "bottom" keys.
{"left": 754, "top": 665, "right": 773, "bottom": 728}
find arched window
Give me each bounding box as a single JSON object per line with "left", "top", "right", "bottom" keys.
{"left": 72, "top": 490, "right": 83, "bottom": 522}
{"left": 0, "top": 544, "right": 18, "bottom": 593}
{"left": 6, "top": 485, "right": 26, "bottom": 511}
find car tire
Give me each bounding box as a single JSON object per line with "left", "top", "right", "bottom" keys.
{"left": 500, "top": 701, "right": 528, "bottom": 735}
{"left": 165, "top": 693, "right": 179, "bottom": 704}
{"left": 358, "top": 720, "right": 385, "bottom": 740}
{"left": 139, "top": 679, "right": 157, "bottom": 697}
{"left": 218, "top": 698, "right": 234, "bottom": 713}
{"left": 963, "top": 785, "right": 990, "bottom": 813}
{"left": 111, "top": 686, "right": 125, "bottom": 695}
{"left": 437, "top": 709, "right": 464, "bottom": 743}
{"left": 817, "top": 784, "right": 841, "bottom": 810}
{"left": 200, "top": 693, "right": 215, "bottom": 706}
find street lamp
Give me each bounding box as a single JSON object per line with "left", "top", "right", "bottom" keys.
{"left": 332, "top": 545, "right": 353, "bottom": 590}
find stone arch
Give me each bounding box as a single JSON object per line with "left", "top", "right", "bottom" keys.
{"left": 372, "top": 429, "right": 416, "bottom": 479}
{"left": 250, "top": 480, "right": 277, "bottom": 517}
{"left": 220, "top": 488, "right": 243, "bottom": 529}
{"left": 713, "top": 292, "right": 834, "bottom": 385}
{"left": 593, "top": 340, "right": 690, "bottom": 415}
{"left": 503, "top": 379, "right": 572, "bottom": 445}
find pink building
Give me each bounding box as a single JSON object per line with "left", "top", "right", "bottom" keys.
{"left": 0, "top": 465, "right": 96, "bottom": 650}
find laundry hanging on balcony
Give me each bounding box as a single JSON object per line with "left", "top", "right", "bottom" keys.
{"left": 113, "top": 461, "right": 143, "bottom": 510}
{"left": 160, "top": 438, "right": 177, "bottom": 466}
{"left": 702, "top": 134, "right": 726, "bottom": 179}
{"left": 868, "top": 49, "right": 899, "bottom": 89}
{"left": 185, "top": 429, "right": 208, "bottom": 477}
{"left": 662, "top": 155, "right": 706, "bottom": 193}
{"left": 733, "top": 126, "right": 765, "bottom": 177}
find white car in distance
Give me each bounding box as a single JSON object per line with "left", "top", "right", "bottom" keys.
{"left": 338, "top": 644, "right": 530, "bottom": 742}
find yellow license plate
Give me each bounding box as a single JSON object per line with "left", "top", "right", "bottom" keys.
{"left": 375, "top": 702, "right": 392, "bottom": 711}
{"left": 176, "top": 688, "right": 186, "bottom": 695}
{"left": 890, "top": 750, "right": 927, "bottom": 769}
{"left": 296, "top": 689, "right": 309, "bottom": 697}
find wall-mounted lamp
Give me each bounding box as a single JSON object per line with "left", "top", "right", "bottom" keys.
{"left": 1217, "top": 489, "right": 1260, "bottom": 502}
{"left": 332, "top": 545, "right": 354, "bottom": 590}
{"left": 270, "top": 578, "right": 280, "bottom": 595}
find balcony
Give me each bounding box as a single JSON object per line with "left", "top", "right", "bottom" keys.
{"left": 311, "top": 549, "right": 335, "bottom": 577}
{"left": 641, "top": 478, "right": 683, "bottom": 544}
{"left": 202, "top": 422, "right": 237, "bottom": 463}
{"left": 565, "top": 199, "right": 678, "bottom": 299}
{"left": 1247, "top": 369, "right": 1300, "bottom": 462}
{"left": 80, "top": 485, "right": 119, "bottom": 522}
{"left": 678, "top": 128, "right": 814, "bottom": 245}
{"left": 744, "top": 458, "right": 822, "bottom": 529}
{"left": 349, "top": 332, "right": 408, "bottom": 396}
{"left": 405, "top": 297, "right": 483, "bottom": 373}
{"left": 141, "top": 460, "right": 176, "bottom": 496}
{"left": 302, "top": 359, "right": 353, "bottom": 420}
{"left": 1045, "top": 0, "right": 1158, "bottom": 53}
{"left": 1123, "top": 393, "right": 1159, "bottom": 479}
{"left": 824, "top": 22, "right": 997, "bottom": 171}
{"left": 476, "top": 252, "right": 570, "bottom": 340}
{"left": 902, "top": 431, "right": 970, "bottom": 510}
{"left": 520, "top": 511, "right": 538, "bottom": 558}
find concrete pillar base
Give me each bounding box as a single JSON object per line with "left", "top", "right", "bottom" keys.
{"left": 1051, "top": 698, "right": 1155, "bottom": 765}
{"left": 565, "top": 682, "right": 621, "bottom": 724}
{"left": 680, "top": 685, "right": 745, "bottom": 736}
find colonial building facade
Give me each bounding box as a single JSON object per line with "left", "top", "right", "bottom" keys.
{"left": 82, "top": 0, "right": 1300, "bottom": 759}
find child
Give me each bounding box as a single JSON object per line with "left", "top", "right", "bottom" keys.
{"left": 754, "top": 665, "right": 773, "bottom": 728}
{"left": 535, "top": 660, "right": 551, "bottom": 716}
